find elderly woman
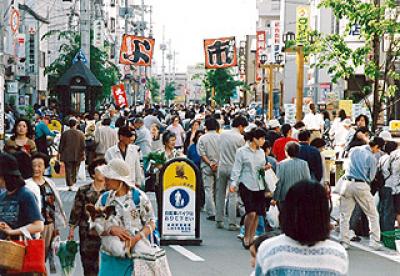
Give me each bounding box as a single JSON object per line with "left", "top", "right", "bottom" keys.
{"left": 5, "top": 118, "right": 37, "bottom": 155}
{"left": 95, "top": 159, "right": 156, "bottom": 276}
{"left": 0, "top": 153, "right": 44, "bottom": 274}
{"left": 162, "top": 130, "right": 184, "bottom": 160}
{"left": 166, "top": 115, "right": 185, "bottom": 149}
{"left": 25, "top": 152, "right": 67, "bottom": 259}
{"left": 68, "top": 158, "right": 107, "bottom": 276}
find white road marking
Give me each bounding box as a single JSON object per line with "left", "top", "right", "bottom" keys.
{"left": 169, "top": 245, "right": 205, "bottom": 262}
{"left": 331, "top": 233, "right": 400, "bottom": 263}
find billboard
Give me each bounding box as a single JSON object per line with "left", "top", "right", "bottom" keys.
{"left": 204, "top": 37, "right": 237, "bottom": 69}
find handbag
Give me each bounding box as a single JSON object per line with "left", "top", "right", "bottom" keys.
{"left": 8, "top": 228, "right": 46, "bottom": 274}
{"left": 132, "top": 230, "right": 172, "bottom": 276}
{"left": 0, "top": 239, "right": 25, "bottom": 271}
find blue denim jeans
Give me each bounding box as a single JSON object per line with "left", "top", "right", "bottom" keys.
{"left": 378, "top": 187, "right": 396, "bottom": 232}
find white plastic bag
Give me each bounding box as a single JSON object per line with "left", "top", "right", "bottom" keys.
{"left": 77, "top": 161, "right": 86, "bottom": 181}
{"left": 266, "top": 205, "right": 280, "bottom": 229}
{"left": 265, "top": 169, "right": 278, "bottom": 193}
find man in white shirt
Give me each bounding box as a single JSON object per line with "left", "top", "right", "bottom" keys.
{"left": 95, "top": 118, "right": 118, "bottom": 159}
{"left": 303, "top": 103, "right": 324, "bottom": 141}
{"left": 105, "top": 126, "right": 142, "bottom": 187}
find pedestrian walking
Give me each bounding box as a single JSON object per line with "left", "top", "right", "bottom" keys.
{"left": 95, "top": 159, "right": 156, "bottom": 276}
{"left": 150, "top": 124, "right": 164, "bottom": 152}
{"left": 167, "top": 115, "right": 186, "bottom": 149}
{"left": 216, "top": 115, "right": 248, "bottom": 230}
{"left": 303, "top": 103, "right": 324, "bottom": 141}
{"left": 256, "top": 180, "right": 348, "bottom": 275}
{"left": 105, "top": 126, "right": 142, "bottom": 187}
{"left": 68, "top": 158, "right": 107, "bottom": 276}
{"left": 265, "top": 119, "right": 281, "bottom": 146}
{"left": 339, "top": 137, "right": 385, "bottom": 250}
{"left": 35, "top": 113, "right": 56, "bottom": 155}
{"left": 133, "top": 117, "right": 152, "bottom": 158}
{"left": 5, "top": 118, "right": 37, "bottom": 155}
{"left": 187, "top": 130, "right": 205, "bottom": 169}
{"left": 162, "top": 130, "right": 185, "bottom": 160}
{"left": 59, "top": 117, "right": 85, "bottom": 190}
{"left": 230, "top": 128, "right": 267, "bottom": 249}
{"left": 298, "top": 130, "right": 324, "bottom": 182}
{"left": 94, "top": 118, "right": 118, "bottom": 159}
{"left": 274, "top": 142, "right": 311, "bottom": 209}
{"left": 272, "top": 124, "right": 297, "bottom": 162}
{"left": 198, "top": 117, "right": 220, "bottom": 221}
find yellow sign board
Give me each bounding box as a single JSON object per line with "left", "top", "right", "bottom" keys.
{"left": 389, "top": 120, "right": 400, "bottom": 131}
{"left": 339, "top": 100, "right": 353, "bottom": 117}
{"left": 296, "top": 6, "right": 310, "bottom": 45}
{"left": 163, "top": 161, "right": 196, "bottom": 191}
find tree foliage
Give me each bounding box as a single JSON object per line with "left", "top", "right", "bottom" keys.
{"left": 203, "top": 68, "right": 246, "bottom": 106}
{"left": 165, "top": 82, "right": 176, "bottom": 103}
{"left": 42, "top": 31, "right": 121, "bottom": 103}
{"left": 309, "top": 0, "right": 400, "bottom": 130}
{"left": 147, "top": 77, "right": 160, "bottom": 103}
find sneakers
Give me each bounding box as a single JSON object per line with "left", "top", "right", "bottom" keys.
{"left": 206, "top": 216, "right": 215, "bottom": 221}
{"left": 228, "top": 224, "right": 240, "bottom": 231}
{"left": 340, "top": 242, "right": 350, "bottom": 250}
{"left": 369, "top": 241, "right": 384, "bottom": 251}
{"left": 216, "top": 221, "right": 224, "bottom": 229}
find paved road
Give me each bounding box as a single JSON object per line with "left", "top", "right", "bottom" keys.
{"left": 52, "top": 178, "right": 400, "bottom": 275}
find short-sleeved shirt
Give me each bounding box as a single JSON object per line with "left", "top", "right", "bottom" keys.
{"left": 0, "top": 187, "right": 43, "bottom": 239}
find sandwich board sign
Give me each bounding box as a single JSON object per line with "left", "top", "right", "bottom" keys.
{"left": 159, "top": 158, "right": 202, "bottom": 245}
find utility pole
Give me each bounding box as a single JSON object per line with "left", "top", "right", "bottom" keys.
{"left": 80, "top": 0, "right": 91, "bottom": 68}
{"left": 167, "top": 40, "right": 172, "bottom": 83}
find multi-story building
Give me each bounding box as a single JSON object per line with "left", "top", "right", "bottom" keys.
{"left": 186, "top": 64, "right": 205, "bottom": 103}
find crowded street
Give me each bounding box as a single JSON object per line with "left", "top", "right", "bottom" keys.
{"left": 1, "top": 0, "right": 400, "bottom": 275}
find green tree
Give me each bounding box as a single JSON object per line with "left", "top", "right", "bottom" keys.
{"left": 203, "top": 68, "right": 247, "bottom": 106}
{"left": 147, "top": 77, "right": 160, "bottom": 102}
{"left": 42, "top": 31, "right": 121, "bottom": 104}
{"left": 310, "top": 0, "right": 400, "bottom": 131}
{"left": 165, "top": 82, "right": 176, "bottom": 104}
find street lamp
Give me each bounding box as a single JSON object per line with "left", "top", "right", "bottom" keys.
{"left": 260, "top": 54, "right": 268, "bottom": 120}
{"left": 282, "top": 32, "right": 304, "bottom": 121}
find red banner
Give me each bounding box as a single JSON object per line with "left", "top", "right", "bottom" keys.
{"left": 112, "top": 84, "right": 128, "bottom": 107}
{"left": 256, "top": 31, "right": 266, "bottom": 82}
{"left": 119, "top": 35, "right": 155, "bottom": 66}
{"left": 204, "top": 37, "right": 237, "bottom": 69}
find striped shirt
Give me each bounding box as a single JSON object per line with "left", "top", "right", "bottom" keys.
{"left": 256, "top": 234, "right": 348, "bottom": 276}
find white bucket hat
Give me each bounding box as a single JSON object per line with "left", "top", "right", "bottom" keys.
{"left": 97, "top": 159, "right": 133, "bottom": 187}
{"left": 268, "top": 119, "right": 281, "bottom": 129}
{"left": 379, "top": 130, "right": 392, "bottom": 141}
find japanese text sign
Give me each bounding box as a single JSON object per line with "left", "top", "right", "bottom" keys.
{"left": 296, "top": 7, "right": 310, "bottom": 45}
{"left": 119, "top": 35, "right": 155, "bottom": 66}
{"left": 112, "top": 84, "right": 128, "bottom": 107}
{"left": 256, "top": 30, "right": 266, "bottom": 82}
{"left": 204, "top": 37, "right": 237, "bottom": 69}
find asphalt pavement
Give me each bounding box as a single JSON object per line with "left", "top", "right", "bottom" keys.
{"left": 51, "top": 178, "right": 400, "bottom": 276}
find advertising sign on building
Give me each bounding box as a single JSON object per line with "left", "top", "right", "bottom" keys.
{"left": 238, "top": 41, "right": 246, "bottom": 81}
{"left": 159, "top": 158, "right": 202, "bottom": 245}
{"left": 255, "top": 31, "right": 266, "bottom": 82}
{"left": 15, "top": 34, "right": 25, "bottom": 59}
{"left": 93, "top": 20, "right": 104, "bottom": 48}
{"left": 119, "top": 35, "right": 155, "bottom": 66}
{"left": 203, "top": 37, "right": 237, "bottom": 69}
{"left": 339, "top": 100, "right": 353, "bottom": 118}
{"left": 296, "top": 7, "right": 310, "bottom": 45}
{"left": 112, "top": 84, "right": 128, "bottom": 107}
{"left": 271, "top": 20, "right": 281, "bottom": 62}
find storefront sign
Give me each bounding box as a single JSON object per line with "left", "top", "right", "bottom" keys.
{"left": 15, "top": 34, "right": 25, "bottom": 59}
{"left": 112, "top": 84, "right": 128, "bottom": 107}
{"left": 119, "top": 35, "right": 155, "bottom": 66}
{"left": 204, "top": 37, "right": 237, "bottom": 69}
{"left": 255, "top": 30, "right": 266, "bottom": 82}
{"left": 389, "top": 120, "right": 400, "bottom": 132}
{"left": 339, "top": 100, "right": 353, "bottom": 118}
{"left": 10, "top": 8, "right": 20, "bottom": 33}
{"left": 271, "top": 20, "right": 281, "bottom": 62}
{"left": 238, "top": 41, "right": 246, "bottom": 81}
{"left": 296, "top": 7, "right": 310, "bottom": 45}
{"left": 159, "top": 158, "right": 202, "bottom": 245}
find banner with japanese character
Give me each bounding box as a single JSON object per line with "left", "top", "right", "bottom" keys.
{"left": 204, "top": 37, "right": 237, "bottom": 69}
{"left": 112, "top": 84, "right": 128, "bottom": 107}
{"left": 256, "top": 30, "right": 266, "bottom": 82}
{"left": 119, "top": 35, "right": 155, "bottom": 66}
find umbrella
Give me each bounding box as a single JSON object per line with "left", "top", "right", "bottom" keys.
{"left": 56, "top": 240, "right": 79, "bottom": 276}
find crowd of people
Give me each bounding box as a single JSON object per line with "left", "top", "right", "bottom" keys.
{"left": 0, "top": 101, "right": 399, "bottom": 275}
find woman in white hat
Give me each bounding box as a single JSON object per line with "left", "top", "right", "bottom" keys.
{"left": 95, "top": 159, "right": 156, "bottom": 276}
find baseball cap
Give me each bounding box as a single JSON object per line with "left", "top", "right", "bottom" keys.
{"left": 0, "top": 153, "right": 22, "bottom": 177}
{"left": 118, "top": 126, "right": 134, "bottom": 137}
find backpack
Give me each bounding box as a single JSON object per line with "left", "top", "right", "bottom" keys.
{"left": 370, "top": 156, "right": 397, "bottom": 195}
{"left": 100, "top": 188, "right": 160, "bottom": 245}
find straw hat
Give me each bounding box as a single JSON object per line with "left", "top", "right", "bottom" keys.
{"left": 97, "top": 159, "right": 133, "bottom": 187}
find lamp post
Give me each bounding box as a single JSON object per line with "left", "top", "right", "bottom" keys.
{"left": 260, "top": 53, "right": 268, "bottom": 120}
{"left": 282, "top": 32, "right": 315, "bottom": 122}
{"left": 259, "top": 54, "right": 284, "bottom": 120}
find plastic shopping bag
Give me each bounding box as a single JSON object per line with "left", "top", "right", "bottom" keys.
{"left": 265, "top": 169, "right": 278, "bottom": 193}
{"left": 266, "top": 205, "right": 279, "bottom": 229}
{"left": 77, "top": 161, "right": 86, "bottom": 181}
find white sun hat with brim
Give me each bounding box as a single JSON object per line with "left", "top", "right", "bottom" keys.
{"left": 97, "top": 159, "right": 134, "bottom": 188}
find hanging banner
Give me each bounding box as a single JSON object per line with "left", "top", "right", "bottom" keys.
{"left": 119, "top": 35, "right": 155, "bottom": 66}
{"left": 112, "top": 84, "right": 128, "bottom": 107}
{"left": 255, "top": 31, "right": 266, "bottom": 82}
{"left": 296, "top": 6, "right": 310, "bottom": 45}
{"left": 159, "top": 158, "right": 202, "bottom": 245}
{"left": 203, "top": 37, "right": 237, "bottom": 69}
{"left": 238, "top": 41, "right": 246, "bottom": 81}
{"left": 271, "top": 20, "right": 281, "bottom": 62}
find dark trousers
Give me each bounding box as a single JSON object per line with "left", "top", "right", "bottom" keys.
{"left": 79, "top": 230, "right": 101, "bottom": 276}
{"left": 64, "top": 161, "right": 80, "bottom": 187}
{"left": 378, "top": 187, "right": 396, "bottom": 232}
